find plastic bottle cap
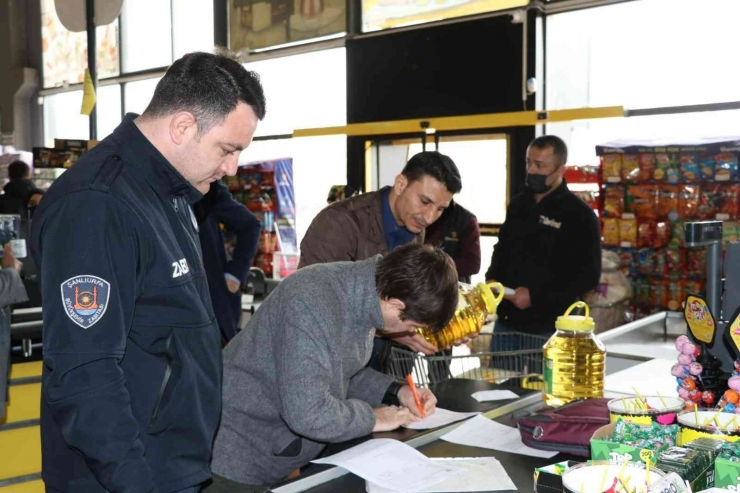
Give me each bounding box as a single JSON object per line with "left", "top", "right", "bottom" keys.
{"left": 555, "top": 301, "right": 595, "bottom": 332}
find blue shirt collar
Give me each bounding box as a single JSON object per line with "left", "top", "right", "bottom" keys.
{"left": 382, "top": 187, "right": 416, "bottom": 251}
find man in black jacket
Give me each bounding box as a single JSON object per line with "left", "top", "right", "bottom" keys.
{"left": 196, "top": 181, "right": 261, "bottom": 343}
{"left": 30, "top": 50, "right": 266, "bottom": 493}
{"left": 485, "top": 135, "right": 601, "bottom": 349}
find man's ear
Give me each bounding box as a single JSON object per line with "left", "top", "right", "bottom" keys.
{"left": 393, "top": 173, "right": 408, "bottom": 196}
{"left": 169, "top": 111, "right": 198, "bottom": 146}
{"left": 387, "top": 298, "right": 406, "bottom": 312}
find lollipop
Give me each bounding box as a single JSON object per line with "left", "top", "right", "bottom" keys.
{"left": 702, "top": 390, "right": 716, "bottom": 406}
{"left": 682, "top": 342, "right": 697, "bottom": 356}
{"left": 678, "top": 387, "right": 690, "bottom": 400}
{"left": 688, "top": 389, "right": 702, "bottom": 403}
{"left": 682, "top": 378, "right": 697, "bottom": 391}
{"left": 726, "top": 403, "right": 738, "bottom": 414}
{"left": 678, "top": 354, "right": 693, "bottom": 366}
{"left": 729, "top": 376, "right": 740, "bottom": 392}
{"left": 675, "top": 335, "right": 690, "bottom": 352}
{"left": 671, "top": 364, "right": 687, "bottom": 377}
{"left": 689, "top": 362, "right": 703, "bottom": 376}
{"left": 725, "top": 390, "right": 740, "bottom": 405}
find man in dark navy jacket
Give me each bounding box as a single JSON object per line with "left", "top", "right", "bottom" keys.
{"left": 196, "top": 181, "right": 261, "bottom": 343}
{"left": 29, "top": 50, "right": 266, "bottom": 493}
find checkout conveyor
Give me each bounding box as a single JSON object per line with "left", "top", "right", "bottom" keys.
{"left": 269, "top": 312, "right": 682, "bottom": 493}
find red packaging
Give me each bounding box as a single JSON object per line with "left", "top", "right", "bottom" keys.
{"left": 603, "top": 186, "right": 625, "bottom": 217}
{"left": 678, "top": 184, "right": 700, "bottom": 219}
{"left": 639, "top": 154, "right": 656, "bottom": 182}
{"left": 699, "top": 184, "right": 721, "bottom": 219}
{"left": 626, "top": 185, "right": 659, "bottom": 220}
{"left": 658, "top": 184, "right": 679, "bottom": 220}
{"left": 637, "top": 220, "right": 655, "bottom": 248}
{"left": 655, "top": 221, "right": 670, "bottom": 249}
{"left": 717, "top": 184, "right": 740, "bottom": 220}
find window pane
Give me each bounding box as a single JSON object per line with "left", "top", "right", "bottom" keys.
{"left": 41, "top": 0, "right": 120, "bottom": 88}
{"left": 408, "top": 137, "right": 508, "bottom": 224}
{"left": 97, "top": 85, "right": 122, "bottom": 140}
{"left": 362, "top": 0, "right": 527, "bottom": 32}
{"left": 244, "top": 48, "right": 346, "bottom": 136}
{"left": 121, "top": 0, "right": 173, "bottom": 72}
{"left": 173, "top": 0, "right": 215, "bottom": 59}
{"left": 238, "top": 136, "right": 347, "bottom": 246}
{"left": 124, "top": 78, "right": 162, "bottom": 115}
{"left": 229, "top": 0, "right": 346, "bottom": 51}
{"left": 43, "top": 91, "right": 89, "bottom": 146}
{"left": 546, "top": 0, "right": 740, "bottom": 112}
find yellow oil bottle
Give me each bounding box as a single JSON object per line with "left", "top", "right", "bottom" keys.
{"left": 416, "top": 282, "right": 505, "bottom": 349}
{"left": 542, "top": 302, "right": 606, "bottom": 407}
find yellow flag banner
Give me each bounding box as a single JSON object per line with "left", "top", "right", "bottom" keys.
{"left": 81, "top": 68, "right": 97, "bottom": 116}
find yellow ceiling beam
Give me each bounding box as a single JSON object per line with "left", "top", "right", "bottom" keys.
{"left": 293, "top": 106, "right": 624, "bottom": 138}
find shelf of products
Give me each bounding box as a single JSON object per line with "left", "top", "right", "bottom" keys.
{"left": 223, "top": 158, "right": 298, "bottom": 279}
{"left": 597, "top": 138, "right": 740, "bottom": 318}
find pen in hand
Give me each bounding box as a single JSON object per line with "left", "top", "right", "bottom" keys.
{"left": 406, "top": 374, "right": 426, "bottom": 418}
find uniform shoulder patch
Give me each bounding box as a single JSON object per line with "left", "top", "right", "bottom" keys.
{"left": 61, "top": 275, "right": 111, "bottom": 329}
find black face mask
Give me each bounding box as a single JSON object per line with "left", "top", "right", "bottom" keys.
{"left": 525, "top": 168, "right": 558, "bottom": 194}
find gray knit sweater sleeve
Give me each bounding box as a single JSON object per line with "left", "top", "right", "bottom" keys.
{"left": 275, "top": 301, "right": 377, "bottom": 442}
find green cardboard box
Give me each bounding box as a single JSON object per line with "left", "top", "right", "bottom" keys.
{"left": 715, "top": 457, "right": 740, "bottom": 489}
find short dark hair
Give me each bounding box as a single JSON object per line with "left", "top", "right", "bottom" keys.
{"left": 8, "top": 161, "right": 30, "bottom": 181}
{"left": 375, "top": 244, "right": 458, "bottom": 332}
{"left": 141, "top": 49, "right": 266, "bottom": 135}
{"left": 530, "top": 135, "right": 568, "bottom": 166}
{"left": 402, "top": 151, "right": 462, "bottom": 194}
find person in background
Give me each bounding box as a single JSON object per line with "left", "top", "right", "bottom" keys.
{"left": 424, "top": 199, "right": 481, "bottom": 284}
{"left": 0, "top": 161, "right": 36, "bottom": 215}
{"left": 485, "top": 135, "right": 601, "bottom": 350}
{"left": 196, "top": 180, "right": 261, "bottom": 343}
{"left": 299, "top": 152, "right": 462, "bottom": 370}
{"left": 29, "top": 49, "right": 266, "bottom": 493}
{"left": 0, "top": 243, "right": 30, "bottom": 421}
{"left": 209, "top": 244, "right": 458, "bottom": 491}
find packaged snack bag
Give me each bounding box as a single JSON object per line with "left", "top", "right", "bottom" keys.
{"left": 635, "top": 249, "right": 655, "bottom": 275}
{"left": 717, "top": 184, "right": 740, "bottom": 220}
{"left": 678, "top": 184, "right": 700, "bottom": 219}
{"left": 700, "top": 153, "right": 715, "bottom": 181}
{"left": 651, "top": 279, "right": 669, "bottom": 308}
{"left": 665, "top": 248, "right": 683, "bottom": 277}
{"left": 655, "top": 153, "right": 679, "bottom": 184}
{"left": 636, "top": 278, "right": 651, "bottom": 305}
{"left": 658, "top": 184, "right": 679, "bottom": 220}
{"left": 655, "top": 221, "right": 670, "bottom": 249}
{"left": 670, "top": 221, "right": 684, "bottom": 249}
{"left": 639, "top": 153, "right": 656, "bottom": 182}
{"left": 667, "top": 282, "right": 682, "bottom": 311}
{"left": 714, "top": 153, "right": 739, "bottom": 182}
{"left": 637, "top": 220, "right": 655, "bottom": 248}
{"left": 603, "top": 186, "right": 625, "bottom": 217}
{"left": 698, "top": 184, "right": 721, "bottom": 219}
{"left": 685, "top": 248, "right": 706, "bottom": 277}
{"left": 619, "top": 217, "right": 638, "bottom": 247}
{"left": 723, "top": 221, "right": 740, "bottom": 246}
{"left": 601, "top": 154, "right": 622, "bottom": 183}
{"left": 680, "top": 153, "right": 700, "bottom": 183}
{"left": 626, "top": 185, "right": 659, "bottom": 220}
{"left": 622, "top": 154, "right": 640, "bottom": 182}
{"left": 602, "top": 218, "right": 620, "bottom": 247}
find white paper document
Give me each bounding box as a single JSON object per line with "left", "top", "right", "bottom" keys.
{"left": 604, "top": 358, "right": 678, "bottom": 397}
{"left": 471, "top": 390, "right": 519, "bottom": 402}
{"left": 441, "top": 415, "right": 557, "bottom": 458}
{"left": 366, "top": 457, "right": 517, "bottom": 492}
{"left": 311, "top": 439, "right": 460, "bottom": 492}
{"left": 404, "top": 408, "right": 479, "bottom": 430}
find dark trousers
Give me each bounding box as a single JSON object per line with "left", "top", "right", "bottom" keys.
{"left": 202, "top": 474, "right": 271, "bottom": 493}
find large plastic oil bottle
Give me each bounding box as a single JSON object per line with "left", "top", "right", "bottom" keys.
{"left": 542, "top": 301, "right": 606, "bottom": 406}
{"left": 416, "top": 282, "right": 505, "bottom": 349}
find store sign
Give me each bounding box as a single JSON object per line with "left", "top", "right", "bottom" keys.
{"left": 684, "top": 295, "right": 716, "bottom": 344}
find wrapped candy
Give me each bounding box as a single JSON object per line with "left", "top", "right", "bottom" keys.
{"left": 729, "top": 376, "right": 740, "bottom": 392}
{"left": 702, "top": 390, "right": 716, "bottom": 406}
{"left": 678, "top": 354, "right": 693, "bottom": 365}
{"left": 671, "top": 364, "right": 688, "bottom": 377}
{"left": 689, "top": 362, "right": 703, "bottom": 376}
{"left": 678, "top": 387, "right": 690, "bottom": 400}
{"left": 682, "top": 342, "right": 697, "bottom": 356}
{"left": 725, "top": 390, "right": 740, "bottom": 405}
{"left": 725, "top": 403, "right": 737, "bottom": 413}
{"left": 682, "top": 378, "right": 697, "bottom": 391}
{"left": 688, "top": 389, "right": 702, "bottom": 403}
{"left": 675, "top": 335, "right": 690, "bottom": 352}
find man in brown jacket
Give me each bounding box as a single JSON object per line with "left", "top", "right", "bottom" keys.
{"left": 299, "top": 151, "right": 462, "bottom": 366}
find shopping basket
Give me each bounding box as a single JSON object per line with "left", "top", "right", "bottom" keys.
{"left": 388, "top": 332, "right": 548, "bottom": 389}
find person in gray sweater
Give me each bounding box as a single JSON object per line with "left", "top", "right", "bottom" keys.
{"left": 209, "top": 244, "right": 459, "bottom": 491}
